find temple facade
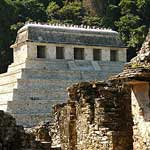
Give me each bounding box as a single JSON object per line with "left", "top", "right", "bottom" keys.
{"left": 0, "top": 23, "right": 127, "bottom": 127}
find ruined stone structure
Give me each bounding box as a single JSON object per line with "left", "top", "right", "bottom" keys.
{"left": 0, "top": 23, "right": 126, "bottom": 127}
{"left": 110, "top": 31, "right": 150, "bottom": 150}
{"left": 0, "top": 110, "right": 51, "bottom": 150}
{"left": 55, "top": 82, "right": 133, "bottom": 150}
{"left": 51, "top": 30, "right": 150, "bottom": 149}
{"left": 1, "top": 24, "right": 150, "bottom": 150}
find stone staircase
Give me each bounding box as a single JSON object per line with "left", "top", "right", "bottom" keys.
{"left": 0, "top": 59, "right": 124, "bottom": 127}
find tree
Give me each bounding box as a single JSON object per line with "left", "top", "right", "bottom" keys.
{"left": 14, "top": 0, "right": 47, "bottom": 22}
{"left": 0, "top": 0, "right": 48, "bottom": 72}
{"left": 115, "top": 0, "right": 150, "bottom": 49}
{"left": 47, "top": 1, "right": 86, "bottom": 25}
{"left": 46, "top": 1, "right": 60, "bottom": 22}
{"left": 0, "top": 0, "right": 17, "bottom": 72}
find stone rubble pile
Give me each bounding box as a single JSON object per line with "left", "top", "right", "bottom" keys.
{"left": 54, "top": 81, "right": 133, "bottom": 150}
{"left": 0, "top": 110, "right": 52, "bottom": 150}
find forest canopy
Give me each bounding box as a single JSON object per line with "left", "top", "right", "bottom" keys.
{"left": 1, "top": 0, "right": 150, "bottom": 72}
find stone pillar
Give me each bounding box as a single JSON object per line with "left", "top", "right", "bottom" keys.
{"left": 65, "top": 46, "right": 74, "bottom": 60}
{"left": 131, "top": 82, "right": 150, "bottom": 150}
{"left": 13, "top": 44, "right": 28, "bottom": 63}
{"left": 27, "top": 42, "right": 37, "bottom": 59}
{"left": 101, "top": 48, "right": 110, "bottom": 61}
{"left": 85, "top": 48, "right": 93, "bottom": 60}
{"left": 118, "top": 49, "right": 127, "bottom": 62}
{"left": 46, "top": 44, "right": 56, "bottom": 59}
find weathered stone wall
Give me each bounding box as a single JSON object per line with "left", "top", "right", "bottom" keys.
{"left": 110, "top": 29, "right": 150, "bottom": 150}
{"left": 56, "top": 82, "right": 133, "bottom": 150}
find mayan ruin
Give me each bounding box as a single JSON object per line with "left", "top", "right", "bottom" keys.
{"left": 0, "top": 22, "right": 150, "bottom": 149}
{"left": 1, "top": 0, "right": 150, "bottom": 149}
{"left": 0, "top": 23, "right": 126, "bottom": 127}
{"left": 0, "top": 24, "right": 150, "bottom": 150}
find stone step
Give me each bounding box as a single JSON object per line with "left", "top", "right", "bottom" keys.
{"left": 0, "top": 91, "right": 13, "bottom": 101}
{"left": 0, "top": 71, "right": 22, "bottom": 84}
{"left": 26, "top": 59, "right": 69, "bottom": 70}
{"left": 0, "top": 100, "right": 11, "bottom": 111}
{"left": 98, "top": 61, "right": 124, "bottom": 66}
{"left": 71, "top": 60, "right": 94, "bottom": 70}
{"left": 21, "top": 68, "right": 101, "bottom": 80}
{"left": 7, "top": 100, "right": 64, "bottom": 114}
{"left": 17, "top": 79, "right": 78, "bottom": 90}
{"left": 7, "top": 59, "right": 69, "bottom": 72}
{"left": 12, "top": 112, "right": 52, "bottom": 127}
{"left": 99, "top": 65, "right": 122, "bottom": 73}
{"left": 80, "top": 71, "right": 101, "bottom": 80}
{"left": 13, "top": 89, "right": 68, "bottom": 101}
{"left": 97, "top": 62, "right": 124, "bottom": 73}
{"left": 7, "top": 62, "right": 26, "bottom": 72}
{"left": 21, "top": 69, "right": 82, "bottom": 80}
{"left": 0, "top": 82, "right": 17, "bottom": 92}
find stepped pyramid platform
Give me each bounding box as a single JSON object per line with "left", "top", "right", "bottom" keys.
{"left": 0, "top": 23, "right": 127, "bottom": 127}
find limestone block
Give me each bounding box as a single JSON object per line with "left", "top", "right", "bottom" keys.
{"left": 7, "top": 62, "right": 26, "bottom": 73}
{"left": 101, "top": 48, "right": 110, "bottom": 61}
{"left": 25, "top": 59, "right": 69, "bottom": 70}
{"left": 13, "top": 44, "right": 28, "bottom": 63}
{"left": 27, "top": 42, "right": 37, "bottom": 59}
{"left": 46, "top": 44, "right": 56, "bottom": 59}
{"left": 0, "top": 91, "right": 13, "bottom": 101}
{"left": 21, "top": 69, "right": 83, "bottom": 80}
{"left": 118, "top": 49, "right": 127, "bottom": 62}
{"left": 13, "top": 89, "right": 68, "bottom": 101}
{"left": 17, "top": 79, "right": 74, "bottom": 90}
{"left": 85, "top": 48, "right": 93, "bottom": 60}
{"left": 0, "top": 82, "right": 17, "bottom": 92}
{"left": 0, "top": 100, "right": 9, "bottom": 111}
{"left": 64, "top": 45, "right": 74, "bottom": 60}
{"left": 0, "top": 71, "right": 22, "bottom": 84}
{"left": 7, "top": 100, "right": 64, "bottom": 114}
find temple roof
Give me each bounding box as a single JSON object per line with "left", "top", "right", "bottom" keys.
{"left": 110, "top": 30, "right": 150, "bottom": 83}
{"left": 12, "top": 23, "right": 126, "bottom": 48}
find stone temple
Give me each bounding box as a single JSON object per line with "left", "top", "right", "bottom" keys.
{"left": 0, "top": 23, "right": 127, "bottom": 127}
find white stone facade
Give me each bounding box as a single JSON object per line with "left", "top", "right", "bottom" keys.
{"left": 12, "top": 42, "right": 126, "bottom": 63}
{"left": 0, "top": 23, "right": 127, "bottom": 127}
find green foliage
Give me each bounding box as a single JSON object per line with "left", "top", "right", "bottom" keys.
{"left": 46, "top": 2, "right": 60, "bottom": 20}
{"left": 82, "top": 16, "right": 102, "bottom": 27}
{"left": 116, "top": 0, "right": 150, "bottom": 49}
{"left": 57, "top": 2, "right": 85, "bottom": 24}
{"left": 15, "top": 0, "right": 47, "bottom": 22}
{"left": 0, "top": 0, "right": 17, "bottom": 68}
{"left": 47, "top": 1, "right": 85, "bottom": 24}
{"left": 101, "top": 3, "right": 120, "bottom": 29}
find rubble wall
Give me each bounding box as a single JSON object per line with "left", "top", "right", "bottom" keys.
{"left": 132, "top": 83, "right": 150, "bottom": 150}
{"left": 57, "top": 82, "right": 133, "bottom": 150}
{"left": 0, "top": 110, "right": 51, "bottom": 150}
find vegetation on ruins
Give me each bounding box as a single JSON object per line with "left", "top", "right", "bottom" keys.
{"left": 1, "top": 0, "right": 150, "bottom": 72}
